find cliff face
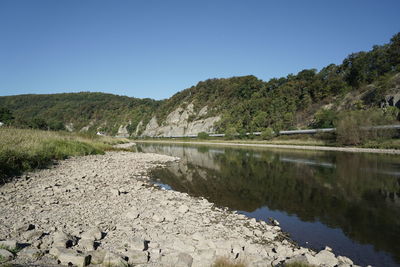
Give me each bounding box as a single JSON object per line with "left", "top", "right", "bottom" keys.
{"left": 139, "top": 103, "right": 220, "bottom": 137}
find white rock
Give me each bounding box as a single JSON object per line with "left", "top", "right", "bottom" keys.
{"left": 0, "top": 249, "right": 14, "bottom": 262}
{"left": 315, "top": 250, "right": 339, "bottom": 267}
{"left": 178, "top": 204, "right": 189, "bottom": 213}
{"left": 58, "top": 250, "right": 91, "bottom": 267}
{"left": 0, "top": 240, "right": 18, "bottom": 250}
{"left": 126, "top": 249, "right": 148, "bottom": 264}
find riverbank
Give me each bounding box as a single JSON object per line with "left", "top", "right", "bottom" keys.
{"left": 135, "top": 140, "right": 400, "bottom": 155}
{"left": 0, "top": 151, "right": 357, "bottom": 267}
{"left": 0, "top": 128, "right": 130, "bottom": 184}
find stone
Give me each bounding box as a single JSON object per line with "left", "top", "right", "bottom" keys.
{"left": 18, "top": 247, "right": 43, "bottom": 260}
{"left": 0, "top": 240, "right": 18, "bottom": 251}
{"left": 126, "top": 249, "right": 148, "bottom": 264}
{"left": 285, "top": 254, "right": 319, "bottom": 266}
{"left": 0, "top": 249, "right": 14, "bottom": 262}
{"left": 111, "top": 189, "right": 120, "bottom": 196}
{"left": 88, "top": 249, "right": 107, "bottom": 265}
{"left": 152, "top": 214, "right": 164, "bottom": 223}
{"left": 58, "top": 250, "right": 91, "bottom": 267}
{"left": 315, "top": 250, "right": 339, "bottom": 267}
{"left": 16, "top": 223, "right": 35, "bottom": 232}
{"left": 81, "top": 227, "right": 103, "bottom": 241}
{"left": 102, "top": 251, "right": 126, "bottom": 267}
{"left": 176, "top": 252, "right": 194, "bottom": 267}
{"left": 126, "top": 209, "right": 140, "bottom": 220}
{"left": 53, "top": 231, "right": 77, "bottom": 248}
{"left": 78, "top": 239, "right": 95, "bottom": 251}
{"left": 49, "top": 246, "right": 70, "bottom": 257}
{"left": 178, "top": 204, "right": 189, "bottom": 213}
{"left": 337, "top": 255, "right": 354, "bottom": 265}
{"left": 129, "top": 237, "right": 146, "bottom": 251}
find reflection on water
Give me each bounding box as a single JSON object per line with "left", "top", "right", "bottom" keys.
{"left": 137, "top": 143, "right": 400, "bottom": 267}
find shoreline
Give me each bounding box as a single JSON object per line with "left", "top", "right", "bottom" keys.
{"left": 135, "top": 140, "right": 400, "bottom": 155}
{"left": 0, "top": 151, "right": 359, "bottom": 266}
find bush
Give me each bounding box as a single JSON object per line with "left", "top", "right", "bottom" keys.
{"left": 224, "top": 127, "right": 237, "bottom": 140}
{"left": 260, "top": 127, "right": 275, "bottom": 140}
{"left": 313, "top": 109, "right": 337, "bottom": 128}
{"left": 197, "top": 132, "right": 209, "bottom": 139}
{"left": 335, "top": 109, "right": 397, "bottom": 145}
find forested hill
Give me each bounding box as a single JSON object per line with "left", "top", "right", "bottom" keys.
{"left": 0, "top": 32, "right": 399, "bottom": 136}
{"left": 0, "top": 92, "right": 159, "bottom": 135}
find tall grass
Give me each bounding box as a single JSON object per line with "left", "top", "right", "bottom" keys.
{"left": 0, "top": 127, "right": 128, "bottom": 183}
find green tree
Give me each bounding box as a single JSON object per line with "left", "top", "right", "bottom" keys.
{"left": 0, "top": 107, "right": 14, "bottom": 125}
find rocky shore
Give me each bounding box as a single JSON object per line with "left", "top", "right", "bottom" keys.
{"left": 0, "top": 151, "right": 358, "bottom": 267}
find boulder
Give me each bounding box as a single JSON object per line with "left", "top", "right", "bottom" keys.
{"left": 18, "top": 247, "right": 43, "bottom": 260}
{"left": 285, "top": 254, "right": 319, "bottom": 266}
{"left": 314, "top": 250, "right": 339, "bottom": 267}
{"left": 126, "top": 249, "right": 148, "bottom": 264}
{"left": 129, "top": 237, "right": 147, "bottom": 251}
{"left": 49, "top": 246, "right": 70, "bottom": 257}
{"left": 0, "top": 240, "right": 18, "bottom": 251}
{"left": 178, "top": 204, "right": 189, "bottom": 213}
{"left": 81, "top": 227, "right": 103, "bottom": 241}
{"left": 58, "top": 250, "right": 91, "bottom": 267}
{"left": 0, "top": 249, "right": 14, "bottom": 262}
{"left": 88, "top": 249, "right": 107, "bottom": 265}
{"left": 78, "top": 239, "right": 95, "bottom": 251}
{"left": 102, "top": 251, "right": 126, "bottom": 267}
{"left": 53, "top": 231, "right": 77, "bottom": 248}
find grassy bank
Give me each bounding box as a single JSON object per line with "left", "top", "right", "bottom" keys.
{"left": 0, "top": 127, "right": 128, "bottom": 183}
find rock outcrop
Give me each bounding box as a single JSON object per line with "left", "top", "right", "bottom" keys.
{"left": 140, "top": 103, "right": 220, "bottom": 137}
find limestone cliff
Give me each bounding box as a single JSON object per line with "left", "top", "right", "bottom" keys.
{"left": 139, "top": 103, "right": 220, "bottom": 137}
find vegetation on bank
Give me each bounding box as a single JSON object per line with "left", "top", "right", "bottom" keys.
{"left": 0, "top": 127, "right": 128, "bottom": 183}
{"left": 0, "top": 33, "right": 399, "bottom": 137}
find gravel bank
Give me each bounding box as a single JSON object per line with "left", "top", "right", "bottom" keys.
{"left": 0, "top": 152, "right": 358, "bottom": 266}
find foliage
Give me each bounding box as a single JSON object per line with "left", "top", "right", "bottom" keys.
{"left": 260, "top": 127, "right": 275, "bottom": 140}
{"left": 0, "top": 33, "right": 399, "bottom": 136}
{"left": 335, "top": 109, "right": 397, "bottom": 145}
{"left": 0, "top": 107, "right": 14, "bottom": 125}
{"left": 224, "top": 127, "right": 238, "bottom": 140}
{"left": 313, "top": 109, "right": 337, "bottom": 128}
{"left": 197, "top": 132, "right": 209, "bottom": 139}
{"left": 0, "top": 92, "right": 160, "bottom": 135}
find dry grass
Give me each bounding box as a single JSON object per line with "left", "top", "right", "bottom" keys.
{"left": 212, "top": 257, "right": 247, "bottom": 267}
{"left": 0, "top": 127, "right": 128, "bottom": 182}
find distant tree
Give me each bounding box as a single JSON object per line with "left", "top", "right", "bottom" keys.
{"left": 197, "top": 132, "right": 209, "bottom": 139}
{"left": 30, "top": 118, "right": 48, "bottom": 130}
{"left": 224, "top": 127, "right": 237, "bottom": 140}
{"left": 260, "top": 127, "right": 275, "bottom": 140}
{"left": 0, "top": 107, "right": 14, "bottom": 125}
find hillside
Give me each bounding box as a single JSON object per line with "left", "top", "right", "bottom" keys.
{"left": 0, "top": 92, "right": 159, "bottom": 136}
{"left": 1, "top": 33, "right": 399, "bottom": 137}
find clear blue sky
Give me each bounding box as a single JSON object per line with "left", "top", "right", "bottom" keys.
{"left": 1, "top": 0, "right": 399, "bottom": 100}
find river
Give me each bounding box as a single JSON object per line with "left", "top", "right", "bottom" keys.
{"left": 137, "top": 143, "right": 400, "bottom": 267}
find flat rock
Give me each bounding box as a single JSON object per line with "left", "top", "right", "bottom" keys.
{"left": 0, "top": 240, "right": 18, "bottom": 250}
{"left": 58, "top": 250, "right": 91, "bottom": 267}
{"left": 0, "top": 248, "right": 14, "bottom": 262}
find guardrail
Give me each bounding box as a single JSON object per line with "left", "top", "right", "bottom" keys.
{"left": 142, "top": 124, "right": 400, "bottom": 138}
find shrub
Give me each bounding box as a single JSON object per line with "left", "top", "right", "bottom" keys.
{"left": 197, "top": 132, "right": 209, "bottom": 139}
{"left": 224, "top": 127, "right": 237, "bottom": 140}
{"left": 260, "top": 127, "right": 275, "bottom": 140}
{"left": 335, "top": 109, "right": 397, "bottom": 145}
{"left": 313, "top": 109, "right": 337, "bottom": 128}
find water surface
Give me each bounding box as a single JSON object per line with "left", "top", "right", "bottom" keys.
{"left": 137, "top": 143, "right": 400, "bottom": 267}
